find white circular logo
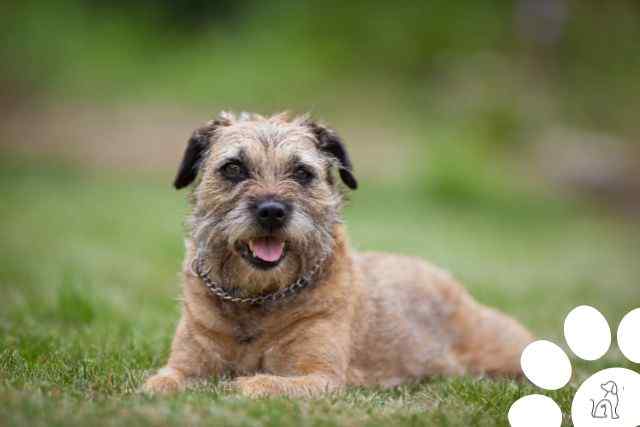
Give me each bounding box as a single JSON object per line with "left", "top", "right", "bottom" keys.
{"left": 572, "top": 368, "right": 640, "bottom": 427}
{"left": 509, "top": 306, "right": 640, "bottom": 427}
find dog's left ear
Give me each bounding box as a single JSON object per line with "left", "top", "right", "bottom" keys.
{"left": 173, "top": 118, "right": 228, "bottom": 190}
{"left": 308, "top": 122, "right": 358, "bottom": 190}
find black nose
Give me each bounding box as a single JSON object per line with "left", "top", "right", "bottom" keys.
{"left": 256, "top": 200, "right": 289, "bottom": 230}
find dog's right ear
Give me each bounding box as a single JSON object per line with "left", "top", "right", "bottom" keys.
{"left": 173, "top": 117, "right": 229, "bottom": 190}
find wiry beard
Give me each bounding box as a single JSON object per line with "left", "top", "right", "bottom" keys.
{"left": 188, "top": 202, "right": 338, "bottom": 296}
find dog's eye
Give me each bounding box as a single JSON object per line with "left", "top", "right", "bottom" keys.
{"left": 220, "top": 161, "right": 248, "bottom": 182}
{"left": 293, "top": 166, "right": 314, "bottom": 185}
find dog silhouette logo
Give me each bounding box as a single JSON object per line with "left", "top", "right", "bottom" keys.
{"left": 508, "top": 306, "right": 640, "bottom": 427}
{"left": 590, "top": 380, "right": 620, "bottom": 419}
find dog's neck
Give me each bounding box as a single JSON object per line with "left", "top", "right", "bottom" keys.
{"left": 192, "top": 250, "right": 331, "bottom": 305}
{"left": 186, "top": 225, "right": 348, "bottom": 303}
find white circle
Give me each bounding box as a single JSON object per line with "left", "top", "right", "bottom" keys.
{"left": 618, "top": 308, "right": 640, "bottom": 363}
{"left": 508, "top": 394, "right": 562, "bottom": 427}
{"left": 571, "top": 367, "right": 640, "bottom": 427}
{"left": 521, "top": 340, "right": 572, "bottom": 390}
{"left": 564, "top": 305, "right": 611, "bottom": 361}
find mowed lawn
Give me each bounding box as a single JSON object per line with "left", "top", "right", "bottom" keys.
{"left": 1, "top": 155, "right": 638, "bottom": 427}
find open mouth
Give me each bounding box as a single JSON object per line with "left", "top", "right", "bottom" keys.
{"left": 238, "top": 236, "right": 286, "bottom": 270}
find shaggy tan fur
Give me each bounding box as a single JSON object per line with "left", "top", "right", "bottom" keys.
{"left": 143, "top": 112, "right": 534, "bottom": 398}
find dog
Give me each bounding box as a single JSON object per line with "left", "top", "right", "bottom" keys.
{"left": 143, "top": 112, "right": 534, "bottom": 398}
{"left": 591, "top": 380, "right": 620, "bottom": 419}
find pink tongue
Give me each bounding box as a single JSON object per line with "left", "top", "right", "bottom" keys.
{"left": 251, "top": 237, "right": 284, "bottom": 262}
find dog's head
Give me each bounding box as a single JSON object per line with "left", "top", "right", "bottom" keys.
{"left": 600, "top": 381, "right": 618, "bottom": 395}
{"left": 174, "top": 112, "right": 357, "bottom": 294}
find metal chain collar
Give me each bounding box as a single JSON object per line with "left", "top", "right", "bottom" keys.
{"left": 191, "top": 254, "right": 327, "bottom": 306}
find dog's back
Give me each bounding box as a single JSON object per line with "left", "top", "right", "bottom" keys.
{"left": 347, "top": 252, "right": 533, "bottom": 386}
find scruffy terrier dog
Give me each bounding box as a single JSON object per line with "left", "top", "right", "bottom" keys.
{"left": 143, "top": 112, "right": 533, "bottom": 398}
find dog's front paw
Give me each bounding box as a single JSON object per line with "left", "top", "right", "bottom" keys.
{"left": 142, "top": 369, "right": 185, "bottom": 395}
{"left": 231, "top": 375, "right": 282, "bottom": 398}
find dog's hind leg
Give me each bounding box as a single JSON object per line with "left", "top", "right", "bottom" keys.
{"left": 451, "top": 296, "right": 535, "bottom": 377}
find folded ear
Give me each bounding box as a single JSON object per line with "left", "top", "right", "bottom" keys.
{"left": 173, "top": 117, "right": 228, "bottom": 190}
{"left": 308, "top": 122, "right": 358, "bottom": 190}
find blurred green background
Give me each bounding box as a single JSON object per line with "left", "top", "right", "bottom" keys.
{"left": 1, "top": 1, "right": 639, "bottom": 426}
{"left": 2, "top": 0, "right": 640, "bottom": 209}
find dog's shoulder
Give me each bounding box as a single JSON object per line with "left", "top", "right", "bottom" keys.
{"left": 353, "top": 251, "right": 455, "bottom": 285}
{"left": 351, "top": 250, "right": 466, "bottom": 309}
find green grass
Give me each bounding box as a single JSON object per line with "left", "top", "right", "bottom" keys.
{"left": 1, "top": 155, "right": 638, "bottom": 426}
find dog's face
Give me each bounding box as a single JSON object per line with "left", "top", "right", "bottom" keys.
{"left": 600, "top": 381, "right": 617, "bottom": 395}
{"left": 174, "top": 112, "right": 357, "bottom": 294}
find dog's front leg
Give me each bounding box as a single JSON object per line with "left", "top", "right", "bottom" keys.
{"left": 233, "top": 373, "right": 341, "bottom": 398}
{"left": 143, "top": 316, "right": 222, "bottom": 394}
{"left": 232, "top": 321, "right": 349, "bottom": 398}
